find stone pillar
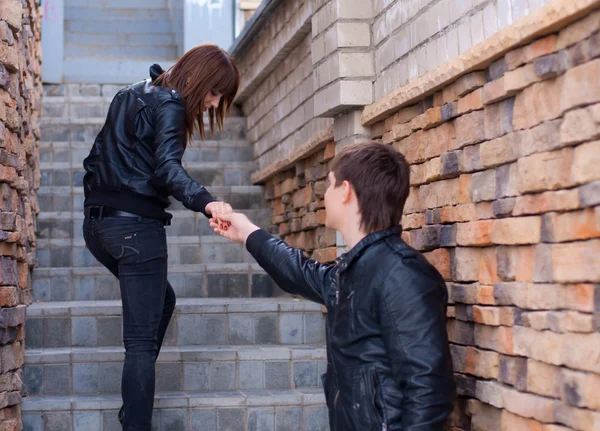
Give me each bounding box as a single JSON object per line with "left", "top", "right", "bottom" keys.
{"left": 0, "top": 0, "right": 41, "bottom": 428}
{"left": 311, "top": 0, "right": 374, "bottom": 117}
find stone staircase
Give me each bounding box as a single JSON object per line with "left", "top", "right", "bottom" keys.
{"left": 21, "top": 84, "right": 329, "bottom": 431}
{"left": 63, "top": 0, "right": 178, "bottom": 83}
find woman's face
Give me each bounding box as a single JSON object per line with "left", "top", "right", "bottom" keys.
{"left": 203, "top": 90, "right": 222, "bottom": 112}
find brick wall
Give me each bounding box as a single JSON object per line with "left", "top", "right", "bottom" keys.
{"left": 264, "top": 140, "right": 337, "bottom": 262}
{"left": 369, "top": 10, "right": 600, "bottom": 429}
{"left": 372, "top": 0, "right": 553, "bottom": 101}
{"left": 0, "top": 0, "right": 41, "bottom": 428}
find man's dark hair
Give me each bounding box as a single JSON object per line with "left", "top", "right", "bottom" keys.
{"left": 330, "top": 141, "right": 410, "bottom": 234}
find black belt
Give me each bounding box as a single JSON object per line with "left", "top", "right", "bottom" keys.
{"left": 84, "top": 206, "right": 170, "bottom": 226}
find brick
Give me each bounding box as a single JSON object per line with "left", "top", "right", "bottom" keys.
{"left": 446, "top": 319, "right": 475, "bottom": 345}
{"left": 419, "top": 175, "right": 471, "bottom": 209}
{"left": 556, "top": 9, "right": 600, "bottom": 50}
{"left": 499, "top": 355, "right": 528, "bottom": 391}
{"left": 513, "top": 77, "right": 562, "bottom": 131}
{"left": 0, "top": 43, "right": 18, "bottom": 73}
{"left": 482, "top": 77, "right": 509, "bottom": 105}
{"left": 560, "top": 59, "right": 600, "bottom": 115}
{"left": 454, "top": 72, "right": 487, "bottom": 97}
{"left": 441, "top": 102, "right": 459, "bottom": 122}
{"left": 563, "top": 333, "right": 600, "bottom": 374}
{"left": 453, "top": 111, "right": 486, "bottom": 149}
{"left": 534, "top": 51, "right": 571, "bottom": 79}
{"left": 467, "top": 398, "right": 502, "bottom": 430}
{"left": 0, "top": 0, "right": 22, "bottom": 30}
{"left": 505, "top": 34, "right": 558, "bottom": 71}
{"left": 472, "top": 306, "right": 515, "bottom": 327}
{"left": 504, "top": 387, "right": 559, "bottom": 423}
{"left": 554, "top": 404, "right": 600, "bottom": 431}
{"left": 470, "top": 169, "right": 496, "bottom": 203}
{"left": 311, "top": 247, "right": 336, "bottom": 263}
{"left": 579, "top": 180, "right": 600, "bottom": 207}
{"left": 423, "top": 248, "right": 450, "bottom": 280}
{"left": 542, "top": 209, "right": 600, "bottom": 243}
{"left": 383, "top": 104, "right": 420, "bottom": 130}
{"left": 393, "top": 131, "right": 426, "bottom": 164}
{"left": 383, "top": 122, "right": 412, "bottom": 144}
{"left": 493, "top": 198, "right": 516, "bottom": 217}
{"left": 410, "top": 107, "right": 442, "bottom": 131}
{"left": 456, "top": 221, "right": 493, "bottom": 246}
{"left": 457, "top": 88, "right": 483, "bottom": 115}
{"left": 484, "top": 97, "right": 515, "bottom": 140}
{"left": 572, "top": 140, "right": 600, "bottom": 185}
{"left": 489, "top": 217, "right": 541, "bottom": 245}
{"left": 518, "top": 120, "right": 562, "bottom": 158}
{"left": 424, "top": 122, "right": 455, "bottom": 160}
{"left": 404, "top": 187, "right": 422, "bottom": 213}
{"left": 475, "top": 324, "right": 514, "bottom": 355}
{"left": 292, "top": 185, "right": 311, "bottom": 209}
{"left": 560, "top": 104, "right": 600, "bottom": 145}
{"left": 527, "top": 359, "right": 561, "bottom": 398}
{"left": 513, "top": 326, "right": 563, "bottom": 366}
{"left": 497, "top": 246, "right": 535, "bottom": 282}
{"left": 517, "top": 148, "right": 574, "bottom": 193}
{"left": 552, "top": 240, "right": 600, "bottom": 283}
{"left": 513, "top": 189, "right": 580, "bottom": 216}
{"left": 440, "top": 151, "right": 461, "bottom": 178}
{"left": 479, "top": 133, "right": 519, "bottom": 168}
{"left": 323, "top": 141, "right": 336, "bottom": 161}
{"left": 504, "top": 63, "right": 542, "bottom": 94}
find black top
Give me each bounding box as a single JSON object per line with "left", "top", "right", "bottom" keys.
{"left": 83, "top": 64, "right": 215, "bottom": 220}
{"left": 246, "top": 227, "right": 456, "bottom": 430}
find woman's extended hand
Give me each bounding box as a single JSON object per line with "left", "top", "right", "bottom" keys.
{"left": 209, "top": 213, "right": 260, "bottom": 244}
{"left": 205, "top": 201, "right": 233, "bottom": 218}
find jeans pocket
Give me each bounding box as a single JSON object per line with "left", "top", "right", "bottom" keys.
{"left": 102, "top": 232, "right": 141, "bottom": 264}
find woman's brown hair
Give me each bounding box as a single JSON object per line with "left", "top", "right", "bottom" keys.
{"left": 154, "top": 44, "right": 239, "bottom": 140}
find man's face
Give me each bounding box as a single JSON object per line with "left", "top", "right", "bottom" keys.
{"left": 324, "top": 171, "right": 344, "bottom": 230}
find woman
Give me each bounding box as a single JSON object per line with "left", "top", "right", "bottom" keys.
{"left": 82, "top": 44, "right": 238, "bottom": 430}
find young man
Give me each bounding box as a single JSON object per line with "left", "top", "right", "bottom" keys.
{"left": 211, "top": 142, "right": 456, "bottom": 431}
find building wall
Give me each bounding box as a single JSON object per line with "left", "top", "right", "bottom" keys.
{"left": 372, "top": 0, "right": 553, "bottom": 101}
{"left": 376, "top": 13, "right": 600, "bottom": 428}
{"left": 233, "top": 1, "right": 600, "bottom": 427}
{"left": 0, "top": 0, "right": 41, "bottom": 427}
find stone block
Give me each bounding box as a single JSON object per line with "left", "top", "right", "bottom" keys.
{"left": 42, "top": 364, "right": 71, "bottom": 395}
{"left": 303, "top": 406, "right": 329, "bottom": 431}
{"left": 73, "top": 363, "right": 98, "bottom": 393}
{"left": 43, "top": 412, "right": 72, "bottom": 431}
{"left": 161, "top": 409, "right": 187, "bottom": 431}
{"left": 293, "top": 361, "right": 318, "bottom": 388}
{"left": 239, "top": 361, "right": 263, "bottom": 389}
{"left": 249, "top": 408, "right": 275, "bottom": 431}
{"left": 217, "top": 408, "right": 245, "bottom": 431}
{"left": 275, "top": 406, "right": 303, "bottom": 431}
{"left": 183, "top": 363, "right": 209, "bottom": 391}
{"left": 74, "top": 411, "right": 101, "bottom": 431}
{"left": 265, "top": 361, "right": 291, "bottom": 389}
{"left": 178, "top": 315, "right": 227, "bottom": 345}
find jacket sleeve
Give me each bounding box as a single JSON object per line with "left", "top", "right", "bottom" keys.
{"left": 82, "top": 125, "right": 104, "bottom": 199}
{"left": 153, "top": 99, "right": 215, "bottom": 217}
{"left": 379, "top": 257, "right": 455, "bottom": 430}
{"left": 246, "top": 229, "right": 334, "bottom": 305}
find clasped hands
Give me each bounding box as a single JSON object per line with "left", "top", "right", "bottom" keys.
{"left": 205, "top": 202, "right": 259, "bottom": 244}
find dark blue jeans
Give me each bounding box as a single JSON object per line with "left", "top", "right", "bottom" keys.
{"left": 83, "top": 216, "right": 176, "bottom": 431}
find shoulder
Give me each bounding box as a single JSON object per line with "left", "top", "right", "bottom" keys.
{"left": 379, "top": 236, "right": 446, "bottom": 297}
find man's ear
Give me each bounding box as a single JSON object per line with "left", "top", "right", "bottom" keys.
{"left": 341, "top": 180, "right": 354, "bottom": 204}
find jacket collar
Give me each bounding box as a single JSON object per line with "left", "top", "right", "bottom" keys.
{"left": 336, "top": 226, "right": 402, "bottom": 271}
{"left": 149, "top": 63, "right": 165, "bottom": 82}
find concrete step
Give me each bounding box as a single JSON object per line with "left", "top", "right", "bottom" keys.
{"left": 31, "top": 263, "right": 287, "bottom": 302}
{"left": 65, "top": 19, "right": 173, "bottom": 34}
{"left": 24, "top": 345, "right": 327, "bottom": 397}
{"left": 63, "top": 58, "right": 175, "bottom": 85}
{"left": 65, "top": 31, "right": 176, "bottom": 47}
{"left": 65, "top": 0, "right": 168, "bottom": 8}
{"left": 65, "top": 7, "right": 172, "bottom": 21}
{"left": 25, "top": 298, "right": 327, "bottom": 349}
{"left": 35, "top": 234, "right": 260, "bottom": 269}
{"left": 21, "top": 389, "right": 328, "bottom": 431}
{"left": 38, "top": 161, "right": 257, "bottom": 189}
{"left": 36, "top": 189, "right": 267, "bottom": 216}
{"left": 65, "top": 43, "right": 178, "bottom": 59}
{"left": 40, "top": 116, "right": 247, "bottom": 142}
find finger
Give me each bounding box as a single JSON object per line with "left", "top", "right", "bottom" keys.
{"left": 217, "top": 213, "right": 233, "bottom": 221}
{"left": 225, "top": 204, "right": 233, "bottom": 214}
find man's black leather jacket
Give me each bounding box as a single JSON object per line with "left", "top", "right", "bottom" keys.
{"left": 83, "top": 65, "right": 214, "bottom": 220}
{"left": 246, "top": 227, "right": 456, "bottom": 431}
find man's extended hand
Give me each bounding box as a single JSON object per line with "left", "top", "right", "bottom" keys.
{"left": 205, "top": 201, "right": 233, "bottom": 218}
{"left": 209, "top": 213, "right": 260, "bottom": 244}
